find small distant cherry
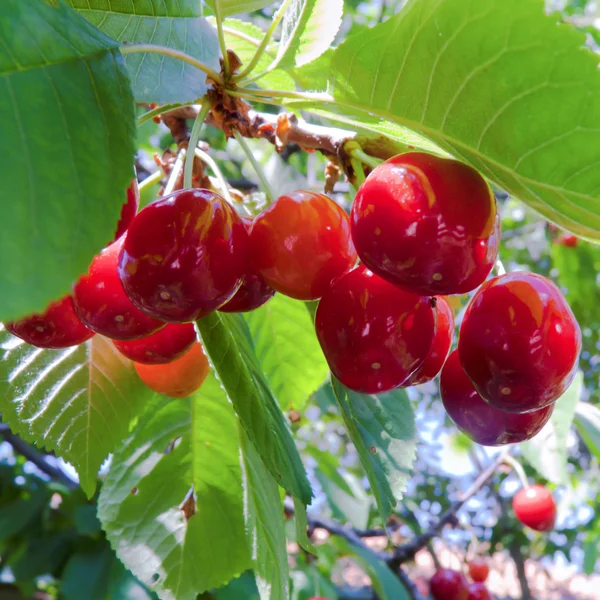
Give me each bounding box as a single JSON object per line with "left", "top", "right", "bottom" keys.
{"left": 513, "top": 485, "right": 556, "bottom": 532}
{"left": 73, "top": 237, "right": 166, "bottom": 340}
{"left": 440, "top": 351, "right": 553, "bottom": 446}
{"left": 250, "top": 190, "right": 357, "bottom": 300}
{"left": 466, "top": 582, "right": 492, "bottom": 600}
{"left": 114, "top": 178, "right": 139, "bottom": 240}
{"left": 403, "top": 296, "right": 454, "bottom": 386}
{"left": 467, "top": 558, "right": 489, "bottom": 583}
{"left": 119, "top": 189, "right": 247, "bottom": 323}
{"left": 351, "top": 152, "right": 499, "bottom": 295}
{"left": 459, "top": 272, "right": 581, "bottom": 413}
{"left": 556, "top": 233, "right": 578, "bottom": 248}
{"left": 113, "top": 323, "right": 196, "bottom": 364}
{"left": 135, "top": 342, "right": 210, "bottom": 398}
{"left": 315, "top": 265, "right": 436, "bottom": 394}
{"left": 5, "top": 296, "right": 94, "bottom": 349}
{"left": 219, "top": 216, "right": 275, "bottom": 313}
{"left": 430, "top": 568, "right": 469, "bottom": 600}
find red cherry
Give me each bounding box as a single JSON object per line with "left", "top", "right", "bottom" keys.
{"left": 73, "top": 238, "right": 166, "bottom": 340}
{"left": 466, "top": 582, "right": 492, "bottom": 600}
{"left": 118, "top": 189, "right": 247, "bottom": 323}
{"left": 512, "top": 484, "right": 556, "bottom": 532}
{"left": 430, "top": 569, "right": 469, "bottom": 600}
{"left": 440, "top": 351, "right": 553, "bottom": 446}
{"left": 315, "top": 265, "right": 436, "bottom": 393}
{"left": 467, "top": 558, "right": 489, "bottom": 583}
{"left": 556, "top": 233, "right": 578, "bottom": 248}
{"left": 458, "top": 272, "right": 581, "bottom": 413}
{"left": 351, "top": 152, "right": 499, "bottom": 295}
{"left": 403, "top": 296, "right": 454, "bottom": 386}
{"left": 113, "top": 323, "right": 197, "bottom": 365}
{"left": 219, "top": 216, "right": 275, "bottom": 313}
{"left": 250, "top": 191, "right": 357, "bottom": 300}
{"left": 5, "top": 296, "right": 94, "bottom": 349}
{"left": 114, "top": 178, "right": 139, "bottom": 240}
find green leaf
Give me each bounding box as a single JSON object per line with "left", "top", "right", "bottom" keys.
{"left": 521, "top": 372, "right": 583, "bottom": 484}
{"left": 583, "top": 538, "right": 599, "bottom": 576}
{"left": 275, "top": 0, "right": 344, "bottom": 68}
{"left": 240, "top": 430, "right": 289, "bottom": 600}
{"left": 206, "top": 0, "right": 274, "bottom": 17}
{"left": 0, "top": 329, "right": 149, "bottom": 497}
{"left": 0, "top": 489, "right": 46, "bottom": 540}
{"left": 245, "top": 295, "right": 329, "bottom": 411}
{"left": 98, "top": 374, "right": 251, "bottom": 600}
{"left": 306, "top": 447, "right": 353, "bottom": 496}
{"left": 574, "top": 401, "right": 600, "bottom": 461}
{"left": 61, "top": 548, "right": 112, "bottom": 600}
{"left": 196, "top": 312, "right": 312, "bottom": 504}
{"left": 0, "top": 0, "right": 135, "bottom": 321}
{"left": 331, "top": 379, "right": 417, "bottom": 524}
{"left": 326, "top": 0, "right": 600, "bottom": 240}
{"left": 334, "top": 538, "right": 411, "bottom": 600}
{"left": 293, "top": 496, "right": 316, "bottom": 554}
{"left": 214, "top": 572, "right": 260, "bottom": 600}
{"left": 69, "top": 0, "right": 220, "bottom": 103}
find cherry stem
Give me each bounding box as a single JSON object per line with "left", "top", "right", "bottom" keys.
{"left": 350, "top": 156, "right": 367, "bottom": 189}
{"left": 137, "top": 103, "right": 186, "bottom": 127}
{"left": 194, "top": 148, "right": 239, "bottom": 210}
{"left": 120, "top": 44, "right": 222, "bottom": 84}
{"left": 232, "top": 130, "right": 275, "bottom": 205}
{"left": 213, "top": 4, "right": 230, "bottom": 77}
{"left": 164, "top": 149, "right": 186, "bottom": 196}
{"left": 138, "top": 169, "right": 163, "bottom": 192}
{"left": 495, "top": 258, "right": 507, "bottom": 276}
{"left": 183, "top": 97, "right": 211, "bottom": 190}
{"left": 504, "top": 454, "right": 530, "bottom": 489}
{"left": 351, "top": 147, "right": 384, "bottom": 170}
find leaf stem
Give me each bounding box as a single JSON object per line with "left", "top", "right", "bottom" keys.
{"left": 214, "top": 5, "right": 230, "bottom": 77}
{"left": 233, "top": 0, "right": 294, "bottom": 81}
{"left": 235, "top": 86, "right": 333, "bottom": 103}
{"left": 351, "top": 148, "right": 384, "bottom": 170}
{"left": 194, "top": 148, "right": 234, "bottom": 206}
{"left": 183, "top": 97, "right": 212, "bottom": 190}
{"left": 138, "top": 169, "right": 163, "bottom": 192}
{"left": 120, "top": 44, "right": 222, "bottom": 84}
{"left": 233, "top": 130, "right": 275, "bottom": 205}
{"left": 137, "top": 103, "right": 186, "bottom": 127}
{"left": 504, "top": 454, "right": 530, "bottom": 489}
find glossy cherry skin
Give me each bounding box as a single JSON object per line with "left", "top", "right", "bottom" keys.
{"left": 440, "top": 351, "right": 553, "bottom": 446}
{"left": 512, "top": 484, "right": 557, "bottom": 532}
{"left": 219, "top": 216, "right": 275, "bottom": 313}
{"left": 315, "top": 265, "right": 436, "bottom": 393}
{"left": 135, "top": 342, "right": 210, "bottom": 398}
{"left": 403, "top": 296, "right": 454, "bottom": 386}
{"left": 467, "top": 558, "right": 489, "bottom": 583}
{"left": 113, "top": 323, "right": 197, "bottom": 365}
{"left": 557, "top": 233, "right": 578, "bottom": 248}
{"left": 119, "top": 189, "right": 247, "bottom": 323}
{"left": 351, "top": 152, "right": 499, "bottom": 295}
{"left": 114, "top": 178, "right": 139, "bottom": 240}
{"left": 466, "top": 583, "right": 492, "bottom": 600}
{"left": 73, "top": 238, "right": 166, "bottom": 341}
{"left": 459, "top": 272, "right": 581, "bottom": 413}
{"left": 5, "top": 296, "right": 94, "bottom": 349}
{"left": 430, "top": 569, "right": 469, "bottom": 600}
{"left": 250, "top": 191, "right": 357, "bottom": 300}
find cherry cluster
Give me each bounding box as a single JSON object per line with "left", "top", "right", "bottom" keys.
{"left": 430, "top": 560, "right": 492, "bottom": 600}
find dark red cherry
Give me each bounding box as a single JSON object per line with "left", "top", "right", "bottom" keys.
{"left": 512, "top": 484, "right": 556, "bottom": 532}
{"left": 114, "top": 178, "right": 139, "bottom": 240}
{"left": 73, "top": 238, "right": 166, "bottom": 340}
{"left": 466, "top": 582, "right": 492, "bottom": 600}
{"left": 467, "top": 558, "right": 489, "bottom": 583}
{"left": 351, "top": 152, "right": 499, "bottom": 295}
{"left": 119, "top": 189, "right": 247, "bottom": 323}
{"left": 219, "top": 216, "right": 275, "bottom": 313}
{"left": 250, "top": 191, "right": 357, "bottom": 300}
{"left": 403, "top": 296, "right": 454, "bottom": 386}
{"left": 113, "top": 323, "right": 197, "bottom": 364}
{"left": 315, "top": 265, "right": 436, "bottom": 393}
{"left": 5, "top": 296, "right": 94, "bottom": 349}
{"left": 440, "top": 351, "right": 553, "bottom": 446}
{"left": 430, "top": 569, "right": 468, "bottom": 600}
{"left": 459, "top": 272, "right": 581, "bottom": 413}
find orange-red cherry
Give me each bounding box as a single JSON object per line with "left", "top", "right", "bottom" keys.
{"left": 73, "top": 238, "right": 166, "bottom": 341}
{"left": 119, "top": 189, "right": 247, "bottom": 323}
{"left": 5, "top": 296, "right": 94, "bottom": 349}
{"left": 250, "top": 191, "right": 357, "bottom": 300}
{"left": 467, "top": 558, "right": 489, "bottom": 583}
{"left": 459, "top": 273, "right": 581, "bottom": 413}
{"left": 315, "top": 265, "right": 436, "bottom": 393}
{"left": 430, "top": 569, "right": 468, "bottom": 600}
{"left": 113, "top": 323, "right": 197, "bottom": 364}
{"left": 351, "top": 152, "right": 498, "bottom": 295}
{"left": 114, "top": 178, "right": 139, "bottom": 240}
{"left": 403, "top": 296, "right": 454, "bottom": 386}
{"left": 512, "top": 485, "right": 556, "bottom": 532}
{"left": 440, "top": 351, "right": 553, "bottom": 446}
